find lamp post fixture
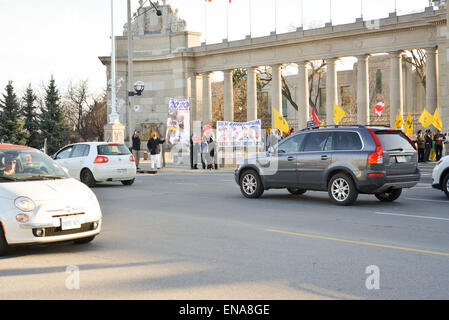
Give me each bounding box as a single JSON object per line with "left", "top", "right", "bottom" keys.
{"left": 126, "top": 0, "right": 162, "bottom": 144}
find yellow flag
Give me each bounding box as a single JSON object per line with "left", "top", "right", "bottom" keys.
{"left": 333, "top": 103, "right": 346, "bottom": 124}
{"left": 404, "top": 111, "right": 413, "bottom": 136}
{"left": 418, "top": 108, "right": 434, "bottom": 128}
{"left": 433, "top": 108, "right": 443, "bottom": 131}
{"left": 394, "top": 110, "right": 404, "bottom": 129}
{"left": 272, "top": 107, "right": 290, "bottom": 133}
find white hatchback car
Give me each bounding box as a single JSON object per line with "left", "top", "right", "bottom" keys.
{"left": 432, "top": 155, "right": 449, "bottom": 199}
{"left": 52, "top": 142, "right": 137, "bottom": 188}
{"left": 0, "top": 144, "right": 102, "bottom": 256}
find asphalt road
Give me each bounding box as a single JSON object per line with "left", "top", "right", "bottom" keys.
{"left": 0, "top": 163, "right": 448, "bottom": 300}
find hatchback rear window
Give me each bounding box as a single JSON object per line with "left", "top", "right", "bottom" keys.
{"left": 375, "top": 130, "right": 416, "bottom": 152}
{"left": 97, "top": 144, "right": 131, "bottom": 156}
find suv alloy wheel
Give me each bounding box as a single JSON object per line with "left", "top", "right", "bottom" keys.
{"left": 328, "top": 173, "right": 358, "bottom": 206}
{"left": 240, "top": 170, "right": 264, "bottom": 199}
{"left": 443, "top": 173, "right": 449, "bottom": 199}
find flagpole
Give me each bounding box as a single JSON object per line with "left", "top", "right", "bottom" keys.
{"left": 249, "top": 0, "right": 252, "bottom": 37}
{"left": 275, "top": 0, "right": 277, "bottom": 33}
{"left": 227, "top": 0, "right": 229, "bottom": 40}
{"left": 204, "top": 0, "right": 207, "bottom": 44}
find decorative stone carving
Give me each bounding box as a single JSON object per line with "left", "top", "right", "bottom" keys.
{"left": 123, "top": 1, "right": 186, "bottom": 36}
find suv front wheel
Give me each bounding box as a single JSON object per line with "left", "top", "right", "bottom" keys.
{"left": 442, "top": 173, "right": 449, "bottom": 199}
{"left": 240, "top": 170, "right": 264, "bottom": 199}
{"left": 328, "top": 173, "right": 358, "bottom": 206}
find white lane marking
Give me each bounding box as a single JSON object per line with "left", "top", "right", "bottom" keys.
{"left": 375, "top": 211, "right": 449, "bottom": 222}
{"left": 406, "top": 197, "right": 449, "bottom": 204}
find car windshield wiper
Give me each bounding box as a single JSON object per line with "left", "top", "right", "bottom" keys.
{"left": 17, "top": 175, "right": 65, "bottom": 181}
{"left": 0, "top": 176, "right": 19, "bottom": 182}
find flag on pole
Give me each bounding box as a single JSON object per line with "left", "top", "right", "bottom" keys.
{"left": 333, "top": 102, "right": 346, "bottom": 124}
{"left": 418, "top": 108, "right": 434, "bottom": 128}
{"left": 404, "top": 111, "right": 413, "bottom": 136}
{"left": 394, "top": 110, "right": 404, "bottom": 129}
{"left": 312, "top": 108, "right": 320, "bottom": 126}
{"left": 273, "top": 107, "right": 290, "bottom": 134}
{"left": 433, "top": 108, "right": 443, "bottom": 131}
{"left": 373, "top": 101, "right": 385, "bottom": 117}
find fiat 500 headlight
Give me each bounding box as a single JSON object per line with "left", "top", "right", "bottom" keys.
{"left": 15, "top": 197, "right": 36, "bottom": 212}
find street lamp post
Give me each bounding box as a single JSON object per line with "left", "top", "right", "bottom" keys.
{"left": 109, "top": 0, "right": 119, "bottom": 125}
{"left": 126, "top": 0, "right": 161, "bottom": 144}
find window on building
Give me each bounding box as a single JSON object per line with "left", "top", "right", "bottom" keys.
{"left": 282, "top": 96, "right": 288, "bottom": 117}
{"left": 376, "top": 69, "right": 382, "bottom": 94}
{"left": 340, "top": 86, "right": 351, "bottom": 110}
{"left": 319, "top": 88, "right": 326, "bottom": 117}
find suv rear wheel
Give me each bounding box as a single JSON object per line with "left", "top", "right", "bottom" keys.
{"left": 328, "top": 173, "right": 358, "bottom": 206}
{"left": 287, "top": 188, "right": 307, "bottom": 195}
{"left": 240, "top": 170, "right": 264, "bottom": 199}
{"left": 442, "top": 173, "right": 449, "bottom": 199}
{"left": 0, "top": 224, "right": 9, "bottom": 256}
{"left": 375, "top": 188, "right": 402, "bottom": 202}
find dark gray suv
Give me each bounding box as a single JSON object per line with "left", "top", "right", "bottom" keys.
{"left": 235, "top": 125, "right": 420, "bottom": 205}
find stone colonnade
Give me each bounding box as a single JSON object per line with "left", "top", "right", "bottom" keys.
{"left": 195, "top": 47, "right": 439, "bottom": 129}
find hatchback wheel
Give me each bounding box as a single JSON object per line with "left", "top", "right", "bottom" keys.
{"left": 287, "top": 188, "right": 307, "bottom": 195}
{"left": 121, "top": 179, "right": 135, "bottom": 186}
{"left": 0, "top": 225, "right": 9, "bottom": 256}
{"left": 375, "top": 188, "right": 402, "bottom": 202}
{"left": 328, "top": 174, "right": 358, "bottom": 206}
{"left": 81, "top": 169, "right": 96, "bottom": 188}
{"left": 240, "top": 170, "right": 264, "bottom": 199}
{"left": 443, "top": 173, "right": 449, "bottom": 199}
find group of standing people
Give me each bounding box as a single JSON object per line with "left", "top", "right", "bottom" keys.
{"left": 416, "top": 129, "right": 446, "bottom": 162}
{"left": 190, "top": 133, "right": 218, "bottom": 170}
{"left": 131, "top": 130, "right": 165, "bottom": 170}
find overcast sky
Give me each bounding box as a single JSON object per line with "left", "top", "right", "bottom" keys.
{"left": 0, "top": 0, "right": 432, "bottom": 96}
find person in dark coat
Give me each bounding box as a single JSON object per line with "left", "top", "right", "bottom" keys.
{"left": 434, "top": 130, "right": 446, "bottom": 162}
{"left": 147, "top": 132, "right": 165, "bottom": 169}
{"left": 416, "top": 130, "right": 425, "bottom": 163}
{"left": 424, "top": 130, "right": 433, "bottom": 162}
{"left": 131, "top": 130, "right": 141, "bottom": 169}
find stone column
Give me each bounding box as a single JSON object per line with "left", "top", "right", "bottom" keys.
{"left": 296, "top": 61, "right": 310, "bottom": 129}
{"left": 223, "top": 69, "right": 234, "bottom": 122}
{"left": 189, "top": 74, "right": 203, "bottom": 122}
{"left": 247, "top": 67, "right": 258, "bottom": 121}
{"left": 326, "top": 58, "right": 338, "bottom": 125}
{"left": 357, "top": 54, "right": 370, "bottom": 125}
{"left": 271, "top": 64, "right": 283, "bottom": 127}
{"left": 389, "top": 51, "right": 403, "bottom": 127}
{"left": 202, "top": 72, "right": 212, "bottom": 125}
{"left": 426, "top": 47, "right": 438, "bottom": 114}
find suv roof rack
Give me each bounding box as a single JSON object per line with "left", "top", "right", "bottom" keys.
{"left": 301, "top": 124, "right": 367, "bottom": 131}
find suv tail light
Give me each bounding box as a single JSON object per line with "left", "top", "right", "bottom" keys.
{"left": 130, "top": 155, "right": 135, "bottom": 162}
{"left": 367, "top": 129, "right": 384, "bottom": 165}
{"left": 94, "top": 156, "right": 109, "bottom": 164}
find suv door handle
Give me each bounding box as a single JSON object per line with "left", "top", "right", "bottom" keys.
{"left": 287, "top": 156, "right": 295, "bottom": 161}
{"left": 321, "top": 155, "right": 329, "bottom": 160}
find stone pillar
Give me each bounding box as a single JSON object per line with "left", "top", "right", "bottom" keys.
{"left": 223, "top": 69, "right": 234, "bottom": 122}
{"left": 296, "top": 61, "right": 310, "bottom": 129}
{"left": 247, "top": 67, "right": 258, "bottom": 121}
{"left": 326, "top": 58, "right": 338, "bottom": 125}
{"left": 426, "top": 47, "right": 438, "bottom": 114}
{"left": 271, "top": 64, "right": 283, "bottom": 127}
{"left": 357, "top": 54, "right": 370, "bottom": 125}
{"left": 202, "top": 72, "right": 212, "bottom": 125}
{"left": 389, "top": 51, "right": 403, "bottom": 127}
{"left": 104, "top": 123, "right": 125, "bottom": 144}
{"left": 189, "top": 74, "right": 203, "bottom": 122}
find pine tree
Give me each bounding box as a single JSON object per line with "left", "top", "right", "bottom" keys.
{"left": 0, "top": 81, "right": 29, "bottom": 145}
{"left": 39, "top": 77, "right": 67, "bottom": 155}
{"left": 22, "top": 84, "right": 41, "bottom": 148}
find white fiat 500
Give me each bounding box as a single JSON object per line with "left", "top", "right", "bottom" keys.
{"left": 53, "top": 142, "right": 136, "bottom": 188}
{"left": 0, "top": 144, "right": 102, "bottom": 255}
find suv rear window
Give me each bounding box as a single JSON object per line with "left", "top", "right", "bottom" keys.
{"left": 333, "top": 132, "right": 363, "bottom": 151}
{"left": 375, "top": 130, "right": 416, "bottom": 152}
{"left": 97, "top": 144, "right": 131, "bottom": 156}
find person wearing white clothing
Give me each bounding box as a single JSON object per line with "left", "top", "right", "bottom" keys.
{"left": 147, "top": 132, "right": 165, "bottom": 170}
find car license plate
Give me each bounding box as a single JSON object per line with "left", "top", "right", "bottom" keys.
{"left": 61, "top": 216, "right": 82, "bottom": 230}
{"left": 396, "top": 156, "right": 407, "bottom": 163}
{"left": 117, "top": 169, "right": 127, "bottom": 174}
